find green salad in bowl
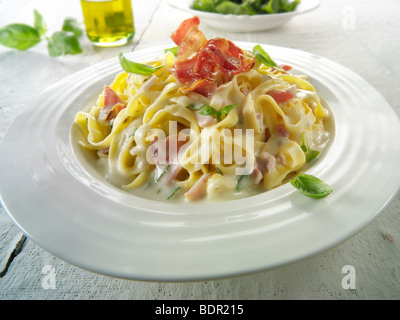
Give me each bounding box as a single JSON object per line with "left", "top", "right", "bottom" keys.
{"left": 191, "top": 0, "right": 300, "bottom": 15}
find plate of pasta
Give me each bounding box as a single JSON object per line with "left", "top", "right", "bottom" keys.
{"left": 1, "top": 17, "right": 400, "bottom": 281}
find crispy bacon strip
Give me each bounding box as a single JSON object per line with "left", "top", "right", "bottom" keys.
{"left": 171, "top": 16, "right": 206, "bottom": 61}
{"left": 171, "top": 17, "right": 255, "bottom": 97}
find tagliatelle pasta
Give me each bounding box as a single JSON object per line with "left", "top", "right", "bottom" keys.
{"left": 73, "top": 17, "right": 331, "bottom": 202}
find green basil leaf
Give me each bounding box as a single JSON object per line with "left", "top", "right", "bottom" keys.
{"left": 218, "top": 103, "right": 238, "bottom": 121}
{"left": 199, "top": 105, "right": 219, "bottom": 117}
{"left": 301, "top": 131, "right": 320, "bottom": 163}
{"left": 34, "top": 10, "right": 47, "bottom": 36}
{"left": 47, "top": 31, "right": 82, "bottom": 57}
{"left": 0, "top": 23, "right": 41, "bottom": 50}
{"left": 253, "top": 44, "right": 277, "bottom": 68}
{"left": 290, "top": 174, "right": 332, "bottom": 199}
{"left": 164, "top": 46, "right": 178, "bottom": 56}
{"left": 62, "top": 17, "right": 83, "bottom": 37}
{"left": 305, "top": 149, "right": 320, "bottom": 163}
{"left": 119, "top": 52, "right": 163, "bottom": 74}
{"left": 186, "top": 103, "right": 198, "bottom": 110}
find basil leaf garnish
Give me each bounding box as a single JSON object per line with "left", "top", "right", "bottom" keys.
{"left": 164, "top": 46, "right": 178, "bottom": 56}
{"left": 290, "top": 174, "right": 332, "bottom": 199}
{"left": 253, "top": 44, "right": 277, "bottom": 68}
{"left": 119, "top": 52, "right": 163, "bottom": 75}
{"left": 199, "top": 105, "right": 219, "bottom": 117}
{"left": 218, "top": 104, "right": 238, "bottom": 121}
{"left": 301, "top": 132, "right": 320, "bottom": 163}
{"left": 198, "top": 104, "right": 238, "bottom": 121}
{"left": 0, "top": 23, "right": 41, "bottom": 50}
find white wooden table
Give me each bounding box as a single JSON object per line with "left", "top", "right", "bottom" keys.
{"left": 1, "top": 0, "right": 400, "bottom": 299}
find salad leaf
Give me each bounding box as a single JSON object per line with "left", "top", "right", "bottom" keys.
{"left": 216, "top": 2, "right": 240, "bottom": 14}
{"left": 0, "top": 23, "right": 41, "bottom": 50}
{"left": 262, "top": 0, "right": 280, "bottom": 13}
{"left": 290, "top": 174, "right": 332, "bottom": 199}
{"left": 119, "top": 52, "right": 164, "bottom": 74}
{"left": 192, "top": 0, "right": 301, "bottom": 15}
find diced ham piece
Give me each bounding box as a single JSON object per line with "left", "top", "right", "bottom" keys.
{"left": 267, "top": 84, "right": 296, "bottom": 104}
{"left": 104, "top": 103, "right": 125, "bottom": 121}
{"left": 196, "top": 112, "right": 218, "bottom": 128}
{"left": 99, "top": 85, "right": 126, "bottom": 121}
{"left": 275, "top": 123, "right": 290, "bottom": 138}
{"left": 252, "top": 151, "right": 279, "bottom": 184}
{"left": 279, "top": 64, "right": 292, "bottom": 72}
{"left": 185, "top": 174, "right": 210, "bottom": 201}
{"left": 252, "top": 167, "right": 263, "bottom": 185}
{"left": 149, "top": 134, "right": 189, "bottom": 185}
{"left": 103, "top": 85, "right": 124, "bottom": 108}
{"left": 257, "top": 152, "right": 276, "bottom": 173}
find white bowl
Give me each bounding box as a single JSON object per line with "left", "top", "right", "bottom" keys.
{"left": 167, "top": 0, "right": 321, "bottom": 32}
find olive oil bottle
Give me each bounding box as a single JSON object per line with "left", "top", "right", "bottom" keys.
{"left": 81, "top": 0, "right": 135, "bottom": 47}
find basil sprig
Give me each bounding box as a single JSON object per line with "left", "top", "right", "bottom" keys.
{"left": 119, "top": 52, "right": 164, "bottom": 75}
{"left": 290, "top": 174, "right": 332, "bottom": 199}
{"left": 252, "top": 44, "right": 277, "bottom": 68}
{"left": 0, "top": 10, "right": 82, "bottom": 57}
{"left": 190, "top": 104, "right": 238, "bottom": 122}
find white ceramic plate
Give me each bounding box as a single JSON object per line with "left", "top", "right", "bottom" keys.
{"left": 167, "top": 0, "right": 321, "bottom": 32}
{"left": 1, "top": 43, "right": 400, "bottom": 282}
